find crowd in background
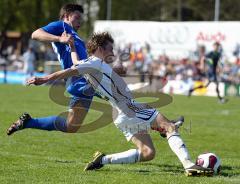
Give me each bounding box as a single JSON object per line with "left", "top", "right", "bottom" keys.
{"left": 0, "top": 41, "right": 57, "bottom": 76}
{"left": 117, "top": 42, "right": 240, "bottom": 85}
{"left": 1, "top": 40, "right": 240, "bottom": 85}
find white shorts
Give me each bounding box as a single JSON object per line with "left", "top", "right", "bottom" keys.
{"left": 114, "top": 108, "right": 159, "bottom": 141}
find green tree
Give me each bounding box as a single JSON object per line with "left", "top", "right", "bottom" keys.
{"left": 1, "top": 0, "right": 239, "bottom": 54}
{"left": 97, "top": 0, "right": 240, "bottom": 21}
{"left": 0, "top": 0, "right": 74, "bottom": 53}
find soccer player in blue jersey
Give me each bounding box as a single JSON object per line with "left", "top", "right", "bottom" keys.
{"left": 7, "top": 3, "right": 95, "bottom": 134}
{"left": 188, "top": 42, "right": 227, "bottom": 103}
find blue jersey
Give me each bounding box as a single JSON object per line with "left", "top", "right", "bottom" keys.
{"left": 42, "top": 21, "right": 94, "bottom": 98}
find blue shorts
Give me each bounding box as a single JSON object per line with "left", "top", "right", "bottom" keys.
{"left": 69, "top": 95, "right": 93, "bottom": 111}
{"left": 207, "top": 71, "right": 217, "bottom": 82}
{"left": 67, "top": 77, "right": 95, "bottom": 111}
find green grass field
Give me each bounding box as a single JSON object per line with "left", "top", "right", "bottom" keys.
{"left": 0, "top": 84, "right": 239, "bottom": 184}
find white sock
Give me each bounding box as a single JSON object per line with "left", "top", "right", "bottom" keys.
{"left": 167, "top": 133, "right": 195, "bottom": 169}
{"left": 101, "top": 149, "right": 141, "bottom": 164}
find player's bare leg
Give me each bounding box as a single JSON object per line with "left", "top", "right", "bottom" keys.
{"left": 131, "top": 132, "right": 155, "bottom": 161}
{"left": 214, "top": 81, "right": 228, "bottom": 104}
{"left": 188, "top": 80, "right": 210, "bottom": 97}
{"left": 151, "top": 113, "right": 213, "bottom": 176}
{"left": 66, "top": 101, "right": 88, "bottom": 133}
{"left": 152, "top": 115, "right": 184, "bottom": 138}
{"left": 84, "top": 131, "right": 155, "bottom": 171}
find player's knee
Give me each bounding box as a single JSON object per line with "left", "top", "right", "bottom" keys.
{"left": 141, "top": 147, "right": 156, "bottom": 161}
{"left": 66, "top": 124, "right": 81, "bottom": 133}
{"left": 66, "top": 114, "right": 83, "bottom": 133}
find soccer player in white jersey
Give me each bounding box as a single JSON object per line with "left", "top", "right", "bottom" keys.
{"left": 27, "top": 32, "right": 213, "bottom": 176}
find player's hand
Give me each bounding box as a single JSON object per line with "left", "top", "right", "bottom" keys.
{"left": 113, "top": 64, "right": 127, "bottom": 76}
{"left": 59, "top": 31, "right": 71, "bottom": 44}
{"left": 26, "top": 76, "right": 46, "bottom": 86}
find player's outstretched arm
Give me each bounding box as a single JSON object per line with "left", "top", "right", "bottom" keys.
{"left": 27, "top": 68, "right": 79, "bottom": 86}
{"left": 32, "top": 28, "right": 60, "bottom": 42}
{"left": 32, "top": 28, "right": 70, "bottom": 43}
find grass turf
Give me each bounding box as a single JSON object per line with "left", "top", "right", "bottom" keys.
{"left": 0, "top": 84, "right": 239, "bottom": 184}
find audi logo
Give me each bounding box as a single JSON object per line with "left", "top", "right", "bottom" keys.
{"left": 99, "top": 24, "right": 190, "bottom": 45}
{"left": 149, "top": 26, "right": 189, "bottom": 44}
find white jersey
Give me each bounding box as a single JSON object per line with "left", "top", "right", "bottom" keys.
{"left": 75, "top": 56, "right": 157, "bottom": 121}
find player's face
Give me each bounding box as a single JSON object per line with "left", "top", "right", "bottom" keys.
{"left": 103, "top": 41, "right": 115, "bottom": 63}
{"left": 68, "top": 11, "right": 84, "bottom": 31}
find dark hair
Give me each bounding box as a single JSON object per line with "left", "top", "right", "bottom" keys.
{"left": 87, "top": 32, "right": 114, "bottom": 54}
{"left": 59, "top": 3, "right": 84, "bottom": 20}
{"left": 214, "top": 42, "right": 221, "bottom": 47}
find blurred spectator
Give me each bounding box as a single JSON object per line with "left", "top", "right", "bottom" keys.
{"left": 44, "top": 45, "right": 58, "bottom": 61}
{"left": 9, "top": 49, "right": 23, "bottom": 71}
{"left": 116, "top": 41, "right": 239, "bottom": 85}
{"left": 22, "top": 46, "right": 36, "bottom": 76}
{"left": 233, "top": 43, "right": 240, "bottom": 60}
{"left": 144, "top": 43, "right": 154, "bottom": 85}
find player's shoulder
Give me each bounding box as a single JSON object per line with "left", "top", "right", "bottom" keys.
{"left": 88, "top": 56, "right": 102, "bottom": 63}
{"left": 42, "top": 20, "right": 65, "bottom": 35}
{"left": 89, "top": 56, "right": 108, "bottom": 70}
{"left": 78, "top": 56, "right": 101, "bottom": 66}
{"left": 44, "top": 20, "right": 63, "bottom": 28}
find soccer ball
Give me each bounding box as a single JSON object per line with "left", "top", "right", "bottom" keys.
{"left": 196, "top": 153, "right": 221, "bottom": 174}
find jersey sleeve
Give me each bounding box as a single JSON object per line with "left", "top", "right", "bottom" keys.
{"left": 41, "top": 21, "right": 64, "bottom": 36}
{"left": 74, "top": 59, "right": 100, "bottom": 76}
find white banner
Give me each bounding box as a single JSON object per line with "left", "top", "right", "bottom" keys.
{"left": 94, "top": 21, "right": 240, "bottom": 61}
{"left": 162, "top": 80, "right": 224, "bottom": 97}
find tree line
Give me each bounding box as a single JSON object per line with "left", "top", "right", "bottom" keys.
{"left": 0, "top": 0, "right": 239, "bottom": 53}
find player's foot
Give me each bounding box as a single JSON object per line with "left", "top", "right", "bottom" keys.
{"left": 7, "top": 112, "right": 31, "bottom": 135}
{"left": 188, "top": 89, "right": 193, "bottom": 97}
{"left": 159, "top": 116, "right": 184, "bottom": 138}
{"left": 219, "top": 98, "right": 228, "bottom": 104}
{"left": 185, "top": 165, "right": 214, "bottom": 177}
{"left": 84, "top": 151, "right": 105, "bottom": 171}
{"left": 172, "top": 116, "right": 184, "bottom": 128}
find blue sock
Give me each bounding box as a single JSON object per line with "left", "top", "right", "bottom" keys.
{"left": 24, "top": 116, "right": 67, "bottom": 132}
